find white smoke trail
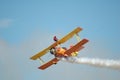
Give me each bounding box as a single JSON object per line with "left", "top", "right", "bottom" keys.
{"left": 60, "top": 57, "right": 120, "bottom": 70}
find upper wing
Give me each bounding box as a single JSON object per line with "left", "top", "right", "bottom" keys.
{"left": 38, "top": 58, "right": 59, "bottom": 70}
{"left": 65, "top": 39, "right": 89, "bottom": 56}
{"left": 58, "top": 27, "right": 82, "bottom": 44}
{"left": 30, "top": 27, "right": 82, "bottom": 60}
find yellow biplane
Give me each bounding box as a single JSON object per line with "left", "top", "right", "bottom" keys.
{"left": 30, "top": 27, "right": 89, "bottom": 70}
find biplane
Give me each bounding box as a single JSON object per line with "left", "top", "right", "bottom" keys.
{"left": 30, "top": 27, "right": 89, "bottom": 70}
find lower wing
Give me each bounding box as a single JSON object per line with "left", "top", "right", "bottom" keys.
{"left": 38, "top": 58, "right": 59, "bottom": 70}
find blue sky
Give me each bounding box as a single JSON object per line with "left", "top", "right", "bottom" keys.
{"left": 0, "top": 0, "right": 120, "bottom": 80}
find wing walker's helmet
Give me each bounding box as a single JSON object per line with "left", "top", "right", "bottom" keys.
{"left": 53, "top": 36, "right": 58, "bottom": 41}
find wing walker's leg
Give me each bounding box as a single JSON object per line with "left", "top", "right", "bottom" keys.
{"left": 39, "top": 57, "right": 44, "bottom": 64}
{"left": 57, "top": 42, "right": 61, "bottom": 47}
{"left": 75, "top": 33, "right": 80, "bottom": 42}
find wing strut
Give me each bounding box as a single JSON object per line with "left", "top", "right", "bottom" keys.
{"left": 39, "top": 58, "right": 44, "bottom": 64}
{"left": 75, "top": 33, "right": 80, "bottom": 42}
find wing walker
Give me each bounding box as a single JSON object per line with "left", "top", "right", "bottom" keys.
{"left": 30, "top": 27, "right": 89, "bottom": 70}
